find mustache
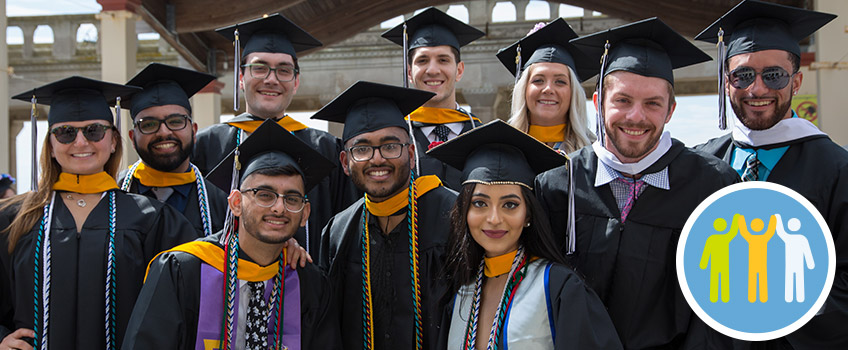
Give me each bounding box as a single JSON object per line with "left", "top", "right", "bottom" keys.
{"left": 611, "top": 121, "right": 654, "bottom": 130}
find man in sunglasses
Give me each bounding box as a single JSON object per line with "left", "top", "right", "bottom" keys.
{"left": 120, "top": 63, "right": 228, "bottom": 237}
{"left": 695, "top": 1, "right": 848, "bottom": 348}
{"left": 195, "top": 14, "right": 358, "bottom": 254}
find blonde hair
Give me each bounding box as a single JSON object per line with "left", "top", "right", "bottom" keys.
{"left": 508, "top": 63, "right": 595, "bottom": 153}
{"left": 1, "top": 125, "right": 122, "bottom": 253}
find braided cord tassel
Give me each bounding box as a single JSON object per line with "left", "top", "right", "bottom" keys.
{"left": 192, "top": 164, "right": 214, "bottom": 236}
{"left": 120, "top": 160, "right": 142, "bottom": 192}
{"left": 33, "top": 195, "right": 53, "bottom": 350}
{"left": 269, "top": 251, "right": 286, "bottom": 350}
{"left": 219, "top": 225, "right": 239, "bottom": 350}
{"left": 407, "top": 171, "right": 423, "bottom": 350}
{"left": 462, "top": 260, "right": 485, "bottom": 350}
{"left": 489, "top": 251, "right": 528, "bottom": 350}
{"left": 104, "top": 191, "right": 117, "bottom": 349}
{"left": 360, "top": 208, "right": 375, "bottom": 350}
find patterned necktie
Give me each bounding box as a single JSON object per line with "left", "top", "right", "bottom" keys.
{"left": 742, "top": 152, "right": 760, "bottom": 181}
{"left": 245, "top": 281, "right": 268, "bottom": 349}
{"left": 619, "top": 178, "right": 646, "bottom": 223}
{"left": 433, "top": 124, "right": 451, "bottom": 142}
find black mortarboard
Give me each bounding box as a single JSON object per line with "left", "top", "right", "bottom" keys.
{"left": 310, "top": 81, "right": 434, "bottom": 143}
{"left": 11, "top": 76, "right": 140, "bottom": 126}
{"left": 207, "top": 119, "right": 335, "bottom": 193}
{"left": 496, "top": 18, "right": 598, "bottom": 82}
{"left": 695, "top": 0, "right": 836, "bottom": 59}
{"left": 427, "top": 119, "right": 565, "bottom": 189}
{"left": 382, "top": 7, "right": 485, "bottom": 52}
{"left": 0, "top": 174, "right": 15, "bottom": 194}
{"left": 125, "top": 63, "right": 217, "bottom": 118}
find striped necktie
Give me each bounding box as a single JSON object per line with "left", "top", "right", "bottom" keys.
{"left": 742, "top": 152, "right": 761, "bottom": 181}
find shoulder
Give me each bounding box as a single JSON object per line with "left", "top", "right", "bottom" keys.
{"left": 694, "top": 133, "right": 733, "bottom": 154}
{"left": 197, "top": 123, "right": 236, "bottom": 138}
{"left": 672, "top": 146, "right": 739, "bottom": 184}
{"left": 795, "top": 136, "right": 848, "bottom": 167}
{"left": 116, "top": 190, "right": 167, "bottom": 213}
{"left": 421, "top": 185, "right": 458, "bottom": 205}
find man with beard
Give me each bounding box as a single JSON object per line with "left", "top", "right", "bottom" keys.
{"left": 123, "top": 120, "right": 340, "bottom": 349}
{"left": 695, "top": 1, "right": 848, "bottom": 348}
{"left": 535, "top": 19, "right": 739, "bottom": 348}
{"left": 381, "top": 8, "right": 484, "bottom": 190}
{"left": 194, "top": 14, "right": 358, "bottom": 253}
{"left": 120, "top": 63, "right": 228, "bottom": 237}
{"left": 314, "top": 81, "right": 457, "bottom": 350}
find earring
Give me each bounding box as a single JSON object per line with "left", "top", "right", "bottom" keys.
{"left": 524, "top": 222, "right": 531, "bottom": 227}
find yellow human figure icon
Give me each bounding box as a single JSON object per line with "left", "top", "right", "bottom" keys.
{"left": 738, "top": 214, "right": 777, "bottom": 303}
{"left": 700, "top": 217, "right": 739, "bottom": 302}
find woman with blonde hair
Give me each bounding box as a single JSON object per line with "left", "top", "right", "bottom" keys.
{"left": 0, "top": 77, "right": 196, "bottom": 350}
{"left": 497, "top": 18, "right": 598, "bottom": 153}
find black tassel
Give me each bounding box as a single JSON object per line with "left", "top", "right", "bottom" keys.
{"left": 717, "top": 28, "right": 728, "bottom": 130}
{"left": 596, "top": 41, "right": 610, "bottom": 147}
{"left": 30, "top": 93, "right": 38, "bottom": 192}
{"left": 233, "top": 28, "right": 241, "bottom": 112}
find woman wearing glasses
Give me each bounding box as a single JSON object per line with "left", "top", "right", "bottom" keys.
{"left": 497, "top": 19, "right": 597, "bottom": 154}
{"left": 428, "top": 120, "right": 620, "bottom": 350}
{"left": 0, "top": 77, "right": 197, "bottom": 350}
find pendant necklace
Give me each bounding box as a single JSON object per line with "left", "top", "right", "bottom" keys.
{"left": 65, "top": 193, "right": 86, "bottom": 207}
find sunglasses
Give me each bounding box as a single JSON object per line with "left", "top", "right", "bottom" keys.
{"left": 50, "top": 124, "right": 112, "bottom": 144}
{"left": 134, "top": 114, "right": 190, "bottom": 134}
{"left": 728, "top": 66, "right": 794, "bottom": 90}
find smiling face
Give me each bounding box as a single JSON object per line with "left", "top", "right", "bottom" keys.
{"left": 525, "top": 62, "right": 572, "bottom": 126}
{"left": 240, "top": 52, "right": 300, "bottom": 119}
{"left": 595, "top": 71, "right": 675, "bottom": 163}
{"left": 129, "top": 105, "right": 196, "bottom": 172}
{"left": 466, "top": 183, "right": 527, "bottom": 257}
{"left": 231, "top": 172, "right": 310, "bottom": 246}
{"left": 50, "top": 120, "right": 117, "bottom": 175}
{"left": 727, "top": 49, "right": 801, "bottom": 130}
{"left": 341, "top": 127, "right": 414, "bottom": 202}
{"left": 408, "top": 45, "right": 464, "bottom": 109}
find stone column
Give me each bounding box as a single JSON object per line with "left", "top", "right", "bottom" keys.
{"left": 97, "top": 1, "right": 139, "bottom": 167}
{"left": 21, "top": 24, "right": 35, "bottom": 59}
{"left": 461, "top": 88, "right": 498, "bottom": 122}
{"left": 514, "top": 0, "right": 530, "bottom": 21}
{"left": 192, "top": 80, "right": 225, "bottom": 131}
{"left": 1, "top": 0, "right": 10, "bottom": 173}
{"left": 814, "top": 0, "right": 848, "bottom": 145}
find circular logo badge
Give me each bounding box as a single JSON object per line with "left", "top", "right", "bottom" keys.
{"left": 677, "top": 182, "right": 835, "bottom": 341}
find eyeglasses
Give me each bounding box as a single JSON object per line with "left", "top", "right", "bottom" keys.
{"left": 241, "top": 188, "right": 308, "bottom": 212}
{"left": 134, "top": 114, "right": 190, "bottom": 134}
{"left": 242, "top": 63, "right": 299, "bottom": 82}
{"left": 346, "top": 143, "right": 409, "bottom": 162}
{"left": 728, "top": 66, "right": 795, "bottom": 90}
{"left": 50, "top": 124, "right": 112, "bottom": 144}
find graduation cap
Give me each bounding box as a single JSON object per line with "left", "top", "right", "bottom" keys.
{"left": 496, "top": 18, "right": 598, "bottom": 83}
{"left": 125, "top": 63, "right": 217, "bottom": 119}
{"left": 695, "top": 0, "right": 836, "bottom": 130}
{"left": 206, "top": 119, "right": 335, "bottom": 194}
{"left": 571, "top": 18, "right": 710, "bottom": 146}
{"left": 310, "top": 81, "right": 435, "bottom": 143}
{"left": 382, "top": 7, "right": 484, "bottom": 52}
{"left": 11, "top": 76, "right": 140, "bottom": 191}
{"left": 0, "top": 174, "right": 15, "bottom": 194}
{"left": 216, "top": 14, "right": 322, "bottom": 111}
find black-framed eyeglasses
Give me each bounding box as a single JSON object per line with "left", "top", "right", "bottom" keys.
{"left": 728, "top": 66, "right": 795, "bottom": 90}
{"left": 50, "top": 124, "right": 112, "bottom": 144}
{"left": 241, "top": 188, "right": 308, "bottom": 212}
{"left": 346, "top": 143, "right": 409, "bottom": 162}
{"left": 134, "top": 114, "right": 190, "bottom": 134}
{"left": 242, "top": 63, "right": 299, "bottom": 82}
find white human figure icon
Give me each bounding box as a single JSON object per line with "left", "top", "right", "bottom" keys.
{"left": 774, "top": 214, "right": 815, "bottom": 302}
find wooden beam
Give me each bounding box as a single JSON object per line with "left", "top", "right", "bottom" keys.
{"left": 136, "top": 4, "right": 209, "bottom": 71}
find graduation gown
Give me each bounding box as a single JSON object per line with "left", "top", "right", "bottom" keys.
{"left": 444, "top": 259, "right": 622, "bottom": 350}
{"left": 319, "top": 186, "right": 457, "bottom": 350}
{"left": 193, "top": 113, "right": 359, "bottom": 253}
{"left": 697, "top": 134, "right": 848, "bottom": 350}
{"left": 117, "top": 170, "right": 228, "bottom": 237}
{"left": 411, "top": 113, "right": 482, "bottom": 191}
{"left": 535, "top": 140, "right": 739, "bottom": 349}
{"left": 0, "top": 190, "right": 198, "bottom": 349}
{"left": 122, "top": 232, "right": 339, "bottom": 350}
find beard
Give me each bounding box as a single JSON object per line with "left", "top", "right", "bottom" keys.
{"left": 606, "top": 121, "right": 662, "bottom": 161}
{"left": 134, "top": 133, "right": 194, "bottom": 172}
{"left": 730, "top": 96, "right": 792, "bottom": 131}
{"left": 240, "top": 212, "right": 297, "bottom": 245}
{"left": 350, "top": 161, "right": 411, "bottom": 200}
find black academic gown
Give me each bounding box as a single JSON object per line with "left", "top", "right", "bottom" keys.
{"left": 193, "top": 113, "right": 359, "bottom": 253}
{"left": 121, "top": 232, "right": 339, "bottom": 350}
{"left": 117, "top": 169, "right": 228, "bottom": 237}
{"left": 697, "top": 134, "right": 848, "bottom": 350}
{"left": 535, "top": 140, "right": 739, "bottom": 349}
{"left": 411, "top": 112, "right": 482, "bottom": 191}
{"left": 0, "top": 190, "right": 198, "bottom": 349}
{"left": 319, "top": 186, "right": 457, "bottom": 350}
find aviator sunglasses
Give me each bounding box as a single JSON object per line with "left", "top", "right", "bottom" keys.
{"left": 50, "top": 124, "right": 112, "bottom": 144}
{"left": 728, "top": 66, "right": 794, "bottom": 90}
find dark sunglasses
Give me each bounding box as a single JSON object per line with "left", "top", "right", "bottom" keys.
{"left": 50, "top": 124, "right": 112, "bottom": 144}
{"left": 728, "top": 66, "right": 794, "bottom": 90}
{"left": 134, "top": 114, "right": 190, "bottom": 134}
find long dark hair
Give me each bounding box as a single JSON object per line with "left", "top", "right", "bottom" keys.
{"left": 442, "top": 183, "right": 568, "bottom": 292}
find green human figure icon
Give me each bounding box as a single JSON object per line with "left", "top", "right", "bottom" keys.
{"left": 700, "top": 216, "right": 739, "bottom": 302}
{"left": 738, "top": 214, "right": 777, "bottom": 303}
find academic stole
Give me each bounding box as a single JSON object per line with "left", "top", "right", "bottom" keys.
{"left": 226, "top": 116, "right": 309, "bottom": 135}
{"left": 406, "top": 107, "right": 481, "bottom": 125}
{"left": 359, "top": 174, "right": 442, "bottom": 350}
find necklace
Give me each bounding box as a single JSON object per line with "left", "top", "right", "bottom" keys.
{"left": 65, "top": 193, "right": 86, "bottom": 207}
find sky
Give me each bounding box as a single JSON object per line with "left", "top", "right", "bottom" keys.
{"left": 6, "top": 0, "right": 730, "bottom": 189}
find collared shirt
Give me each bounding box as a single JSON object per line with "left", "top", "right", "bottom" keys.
{"left": 420, "top": 122, "right": 464, "bottom": 143}
{"left": 595, "top": 158, "right": 670, "bottom": 213}
{"left": 138, "top": 182, "right": 192, "bottom": 212}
